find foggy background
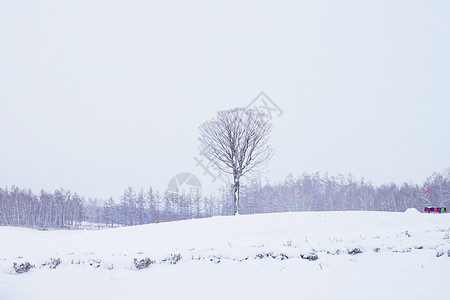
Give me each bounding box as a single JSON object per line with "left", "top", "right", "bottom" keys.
{"left": 1, "top": 0, "right": 449, "bottom": 200}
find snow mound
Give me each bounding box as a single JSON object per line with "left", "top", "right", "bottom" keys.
{"left": 404, "top": 208, "right": 421, "bottom": 215}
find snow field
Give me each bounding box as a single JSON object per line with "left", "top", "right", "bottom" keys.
{"left": 0, "top": 210, "right": 449, "bottom": 299}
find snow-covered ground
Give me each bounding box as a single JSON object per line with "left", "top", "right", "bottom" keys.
{"left": 1, "top": 209, "right": 449, "bottom": 300}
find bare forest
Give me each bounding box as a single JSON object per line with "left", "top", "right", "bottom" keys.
{"left": 1, "top": 170, "right": 449, "bottom": 229}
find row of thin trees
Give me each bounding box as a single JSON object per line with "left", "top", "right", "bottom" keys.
{"left": 1, "top": 170, "right": 449, "bottom": 229}
{"left": 0, "top": 186, "right": 230, "bottom": 228}
{"left": 239, "top": 171, "right": 450, "bottom": 214}
{"left": 85, "top": 187, "right": 230, "bottom": 227}
{"left": 0, "top": 188, "right": 83, "bottom": 228}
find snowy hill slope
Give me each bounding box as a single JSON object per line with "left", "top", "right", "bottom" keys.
{"left": 1, "top": 210, "right": 449, "bottom": 300}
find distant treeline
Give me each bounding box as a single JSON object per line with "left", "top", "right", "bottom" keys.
{"left": 0, "top": 186, "right": 229, "bottom": 229}
{"left": 1, "top": 170, "right": 449, "bottom": 229}
{"left": 239, "top": 171, "right": 450, "bottom": 214}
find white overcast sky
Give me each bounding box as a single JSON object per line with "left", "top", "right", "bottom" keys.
{"left": 1, "top": 0, "right": 449, "bottom": 200}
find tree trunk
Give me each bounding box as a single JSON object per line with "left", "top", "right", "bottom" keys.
{"left": 234, "top": 178, "right": 240, "bottom": 215}
{"left": 0, "top": 210, "right": 7, "bottom": 225}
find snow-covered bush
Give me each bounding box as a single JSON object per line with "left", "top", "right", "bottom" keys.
{"left": 88, "top": 259, "right": 102, "bottom": 268}
{"left": 255, "top": 252, "right": 289, "bottom": 260}
{"left": 43, "top": 258, "right": 61, "bottom": 269}
{"left": 276, "top": 253, "right": 289, "bottom": 260}
{"left": 13, "top": 262, "right": 34, "bottom": 274}
{"left": 435, "top": 248, "right": 450, "bottom": 258}
{"left": 300, "top": 253, "right": 319, "bottom": 261}
{"left": 348, "top": 248, "right": 363, "bottom": 255}
{"left": 162, "top": 254, "right": 182, "bottom": 265}
{"left": 134, "top": 257, "right": 154, "bottom": 269}
{"left": 255, "top": 252, "right": 269, "bottom": 259}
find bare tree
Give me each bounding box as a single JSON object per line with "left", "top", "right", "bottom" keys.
{"left": 199, "top": 107, "right": 274, "bottom": 215}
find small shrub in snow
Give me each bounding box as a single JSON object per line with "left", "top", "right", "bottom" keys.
{"left": 276, "top": 253, "right": 289, "bottom": 260}
{"left": 169, "top": 254, "right": 182, "bottom": 264}
{"left": 300, "top": 253, "right": 319, "bottom": 261}
{"left": 404, "top": 231, "right": 411, "bottom": 237}
{"left": 134, "top": 257, "right": 154, "bottom": 269}
{"left": 348, "top": 248, "right": 363, "bottom": 255}
{"left": 43, "top": 258, "right": 62, "bottom": 269}
{"left": 256, "top": 252, "right": 275, "bottom": 259}
{"left": 191, "top": 255, "right": 202, "bottom": 261}
{"left": 50, "top": 258, "right": 61, "bottom": 268}
{"left": 161, "top": 254, "right": 182, "bottom": 264}
{"left": 207, "top": 255, "right": 221, "bottom": 264}
{"left": 255, "top": 252, "right": 288, "bottom": 260}
{"left": 13, "top": 262, "right": 34, "bottom": 274}
{"left": 435, "top": 249, "right": 449, "bottom": 258}
{"left": 88, "top": 259, "right": 102, "bottom": 268}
